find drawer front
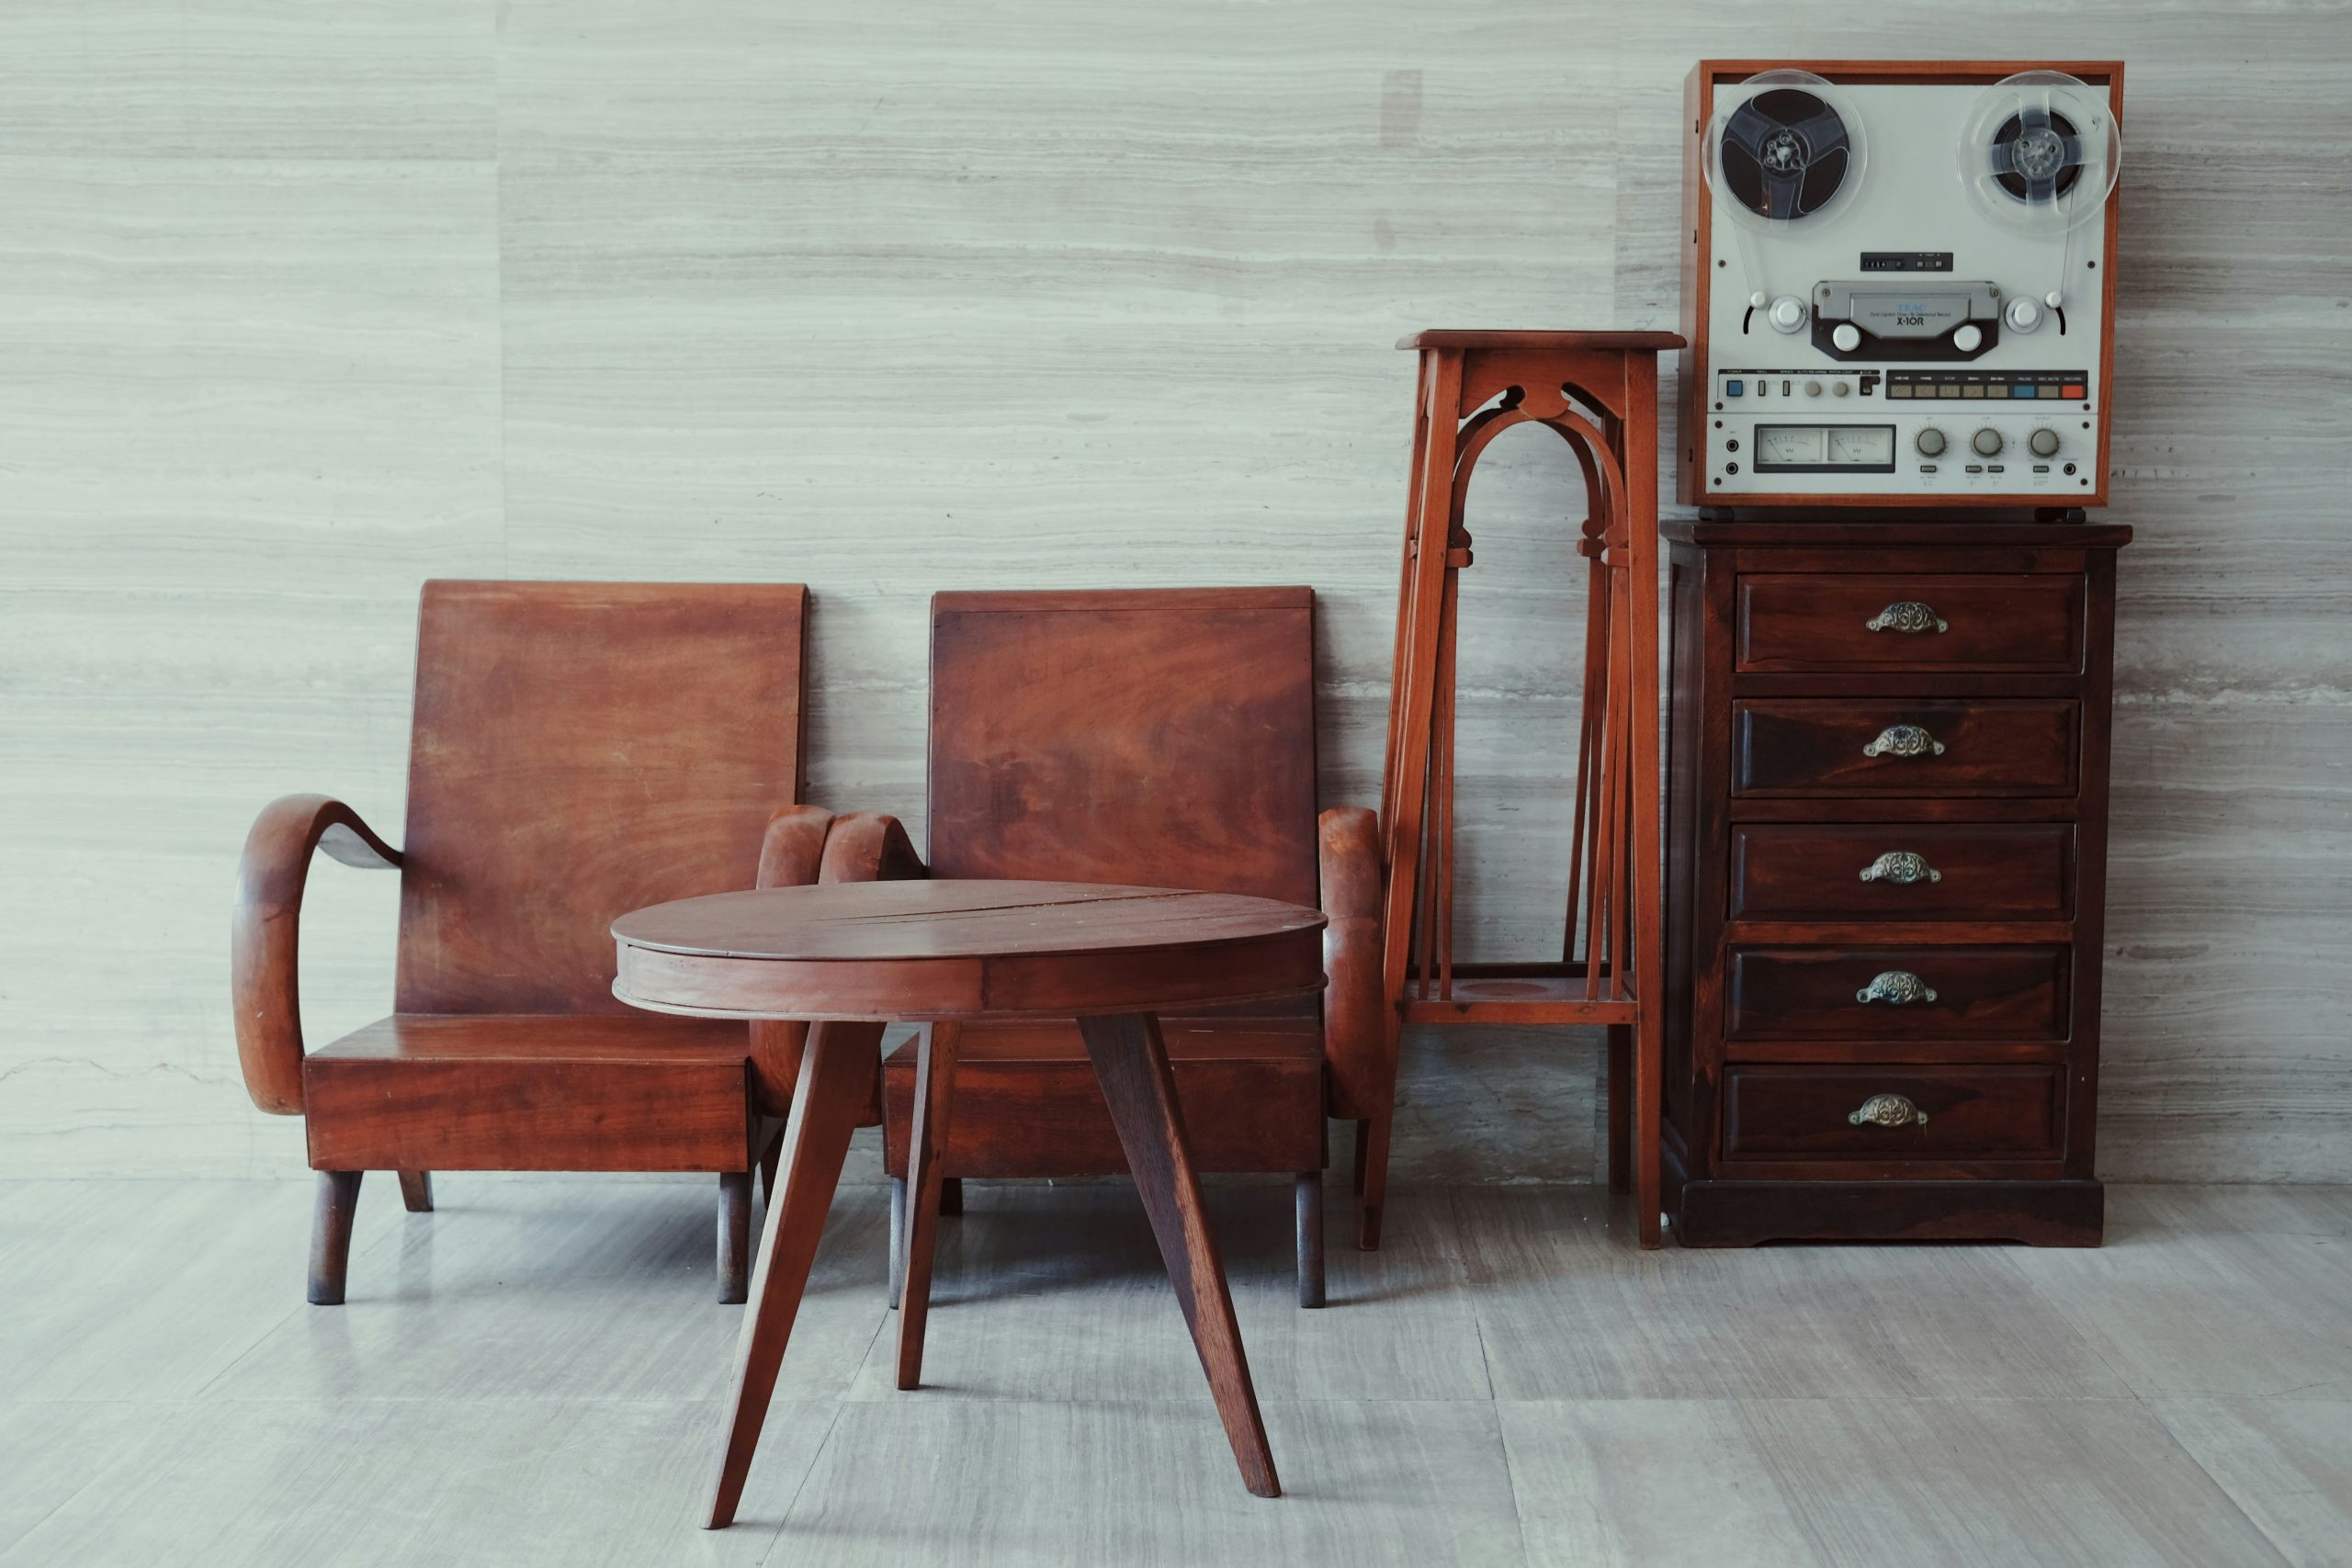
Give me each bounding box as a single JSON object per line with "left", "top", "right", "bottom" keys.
{"left": 1724, "top": 1065, "right": 2063, "bottom": 1160}
{"left": 1730, "top": 824, "right": 2075, "bottom": 922}
{"left": 1734, "top": 699, "right": 2078, "bottom": 796}
{"left": 1726, "top": 945, "right": 2070, "bottom": 1044}
{"left": 1736, "top": 573, "right": 2084, "bottom": 673}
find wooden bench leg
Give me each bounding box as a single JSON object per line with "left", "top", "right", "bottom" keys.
{"left": 1296, "top": 1170, "right": 1325, "bottom": 1308}
{"left": 396, "top": 1170, "right": 434, "bottom": 1213}
{"left": 308, "top": 1170, "right": 363, "bottom": 1306}
{"left": 1355, "top": 1111, "right": 1393, "bottom": 1250}
{"left": 1605, "top": 1022, "right": 1632, "bottom": 1195}
{"left": 718, "top": 1170, "right": 752, "bottom": 1304}
{"left": 1080, "top": 1011, "right": 1280, "bottom": 1499}
{"left": 938, "top": 1176, "right": 963, "bottom": 1216}
{"left": 896, "top": 1022, "right": 961, "bottom": 1389}
{"left": 707, "top": 1019, "right": 879, "bottom": 1530}
{"left": 757, "top": 1122, "right": 783, "bottom": 1204}
{"left": 887, "top": 1176, "right": 907, "bottom": 1310}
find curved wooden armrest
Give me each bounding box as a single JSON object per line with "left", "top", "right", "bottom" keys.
{"left": 817, "top": 811, "right": 929, "bottom": 884}
{"left": 756, "top": 805, "right": 836, "bottom": 892}
{"left": 231, "top": 794, "right": 402, "bottom": 1115}
{"left": 749, "top": 806, "right": 838, "bottom": 1117}
{"left": 747, "top": 807, "right": 926, "bottom": 1122}
{"left": 1316, "top": 806, "right": 1388, "bottom": 1121}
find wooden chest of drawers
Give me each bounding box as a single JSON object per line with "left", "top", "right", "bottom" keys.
{"left": 1661, "top": 520, "right": 2132, "bottom": 1246}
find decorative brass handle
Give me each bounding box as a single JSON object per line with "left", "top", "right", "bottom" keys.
{"left": 1856, "top": 970, "right": 1937, "bottom": 1005}
{"left": 1862, "top": 723, "right": 1944, "bottom": 759}
{"left": 1849, "top": 1093, "right": 1928, "bottom": 1127}
{"left": 1859, "top": 851, "right": 1941, "bottom": 885}
{"left": 1867, "top": 602, "right": 1948, "bottom": 634}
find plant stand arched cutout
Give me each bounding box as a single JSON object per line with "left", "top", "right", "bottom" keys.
{"left": 1363, "top": 330, "right": 1683, "bottom": 1250}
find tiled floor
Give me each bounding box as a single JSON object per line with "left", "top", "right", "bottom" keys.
{"left": 2, "top": 1177, "right": 2346, "bottom": 1566}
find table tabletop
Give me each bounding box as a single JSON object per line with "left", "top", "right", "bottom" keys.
{"left": 611, "top": 879, "right": 1327, "bottom": 1022}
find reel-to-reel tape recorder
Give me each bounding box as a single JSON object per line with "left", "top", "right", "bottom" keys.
{"left": 1678, "top": 61, "right": 2123, "bottom": 510}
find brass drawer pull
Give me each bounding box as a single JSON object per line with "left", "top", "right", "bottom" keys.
{"left": 1862, "top": 723, "right": 1944, "bottom": 759}
{"left": 1866, "top": 601, "right": 1948, "bottom": 634}
{"left": 1859, "top": 851, "right": 1941, "bottom": 885}
{"left": 1856, "top": 970, "right": 1937, "bottom": 1006}
{"left": 1849, "top": 1093, "right": 1928, "bottom": 1127}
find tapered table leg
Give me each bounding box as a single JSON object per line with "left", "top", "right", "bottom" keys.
{"left": 1078, "top": 1010, "right": 1280, "bottom": 1499}
{"left": 706, "top": 1019, "right": 881, "bottom": 1529}
{"left": 896, "top": 1021, "right": 962, "bottom": 1388}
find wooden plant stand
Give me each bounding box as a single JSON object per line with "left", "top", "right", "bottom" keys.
{"left": 1371, "top": 330, "right": 1683, "bottom": 1249}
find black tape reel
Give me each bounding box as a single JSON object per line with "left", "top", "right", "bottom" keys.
{"left": 1706, "top": 69, "right": 1868, "bottom": 228}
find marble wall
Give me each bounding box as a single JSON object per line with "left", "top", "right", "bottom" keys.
{"left": 3, "top": 2, "right": 2346, "bottom": 1183}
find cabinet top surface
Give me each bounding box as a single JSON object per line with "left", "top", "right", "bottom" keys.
{"left": 1398, "top": 329, "right": 1686, "bottom": 352}
{"left": 1664, "top": 519, "right": 2134, "bottom": 549}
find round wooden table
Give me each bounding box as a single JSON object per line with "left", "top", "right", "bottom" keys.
{"left": 612, "top": 879, "right": 1327, "bottom": 1529}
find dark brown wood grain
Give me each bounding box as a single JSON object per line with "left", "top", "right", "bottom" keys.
{"left": 1660, "top": 521, "right": 2126, "bottom": 1245}
{"left": 1671, "top": 1172, "right": 2103, "bottom": 1246}
{"left": 1735, "top": 573, "right": 2085, "bottom": 673}
{"left": 1730, "top": 823, "right": 2075, "bottom": 921}
{"left": 230, "top": 580, "right": 811, "bottom": 1303}
{"left": 1722, "top": 1065, "right": 2064, "bottom": 1161}
{"left": 1724, "top": 945, "right": 2071, "bottom": 1045}
{"left": 1734, "top": 698, "right": 2079, "bottom": 796}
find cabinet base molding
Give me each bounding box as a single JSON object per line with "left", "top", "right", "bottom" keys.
{"left": 1669, "top": 1169, "right": 2104, "bottom": 1247}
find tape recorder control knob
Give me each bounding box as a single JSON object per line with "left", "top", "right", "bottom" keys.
{"left": 2007, "top": 297, "right": 2043, "bottom": 333}
{"left": 1768, "top": 295, "right": 1808, "bottom": 333}
{"left": 1831, "top": 322, "right": 1861, "bottom": 352}
{"left": 1915, "top": 428, "right": 1948, "bottom": 457}
{"left": 2029, "top": 428, "right": 2062, "bottom": 457}
{"left": 1971, "top": 427, "right": 2004, "bottom": 457}
{"left": 1954, "top": 323, "right": 1984, "bottom": 353}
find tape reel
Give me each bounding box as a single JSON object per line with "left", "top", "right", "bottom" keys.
{"left": 1958, "top": 70, "right": 2121, "bottom": 234}
{"left": 1703, "top": 69, "right": 1869, "bottom": 229}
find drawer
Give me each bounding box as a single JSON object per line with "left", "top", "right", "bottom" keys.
{"left": 1736, "top": 573, "right": 2084, "bottom": 673}
{"left": 1729, "top": 823, "right": 2075, "bottom": 922}
{"left": 1734, "top": 698, "right": 2078, "bottom": 796}
{"left": 1726, "top": 945, "right": 2070, "bottom": 1044}
{"left": 1723, "top": 1065, "right": 2064, "bottom": 1160}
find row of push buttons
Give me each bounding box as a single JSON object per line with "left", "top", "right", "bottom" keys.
{"left": 1888, "top": 382, "right": 2086, "bottom": 400}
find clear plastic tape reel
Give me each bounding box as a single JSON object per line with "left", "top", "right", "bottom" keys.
{"left": 1960, "top": 70, "right": 2121, "bottom": 307}
{"left": 1959, "top": 70, "right": 2122, "bottom": 235}
{"left": 1701, "top": 70, "right": 1871, "bottom": 306}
